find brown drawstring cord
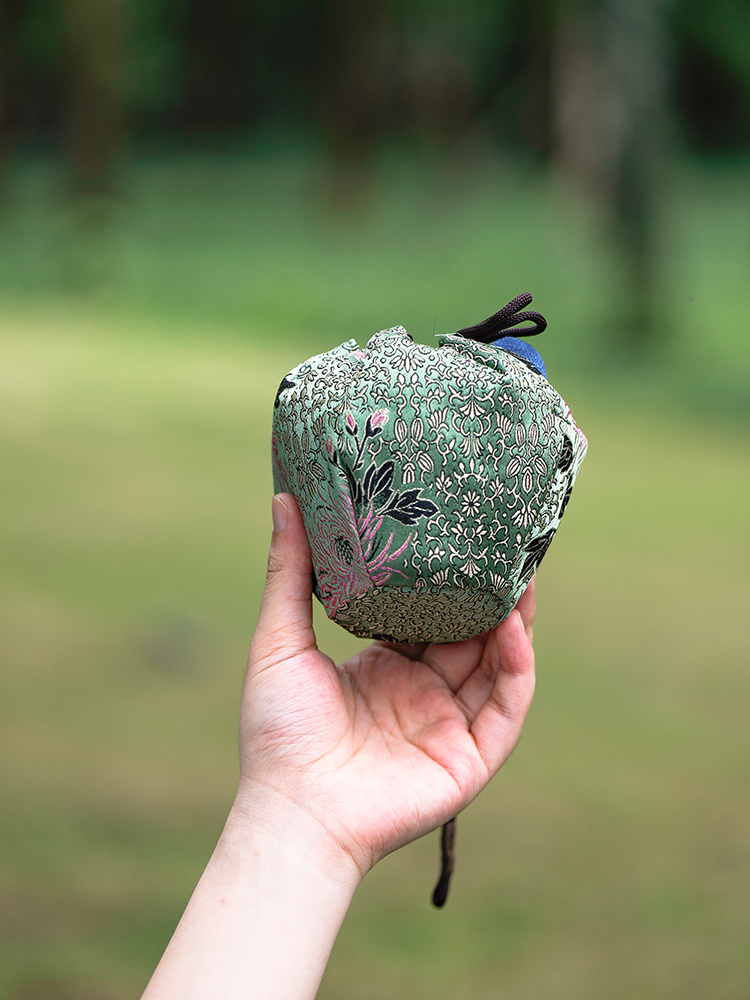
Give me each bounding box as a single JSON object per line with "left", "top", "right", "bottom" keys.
{"left": 431, "top": 818, "right": 456, "bottom": 908}
{"left": 455, "top": 293, "right": 546, "bottom": 343}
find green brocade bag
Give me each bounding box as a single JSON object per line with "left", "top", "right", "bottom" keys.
{"left": 272, "top": 294, "right": 587, "bottom": 645}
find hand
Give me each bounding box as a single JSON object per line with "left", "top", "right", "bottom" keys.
{"left": 237, "top": 494, "right": 536, "bottom": 879}
{"left": 142, "top": 494, "right": 536, "bottom": 999}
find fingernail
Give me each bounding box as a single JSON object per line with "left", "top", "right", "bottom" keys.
{"left": 272, "top": 494, "right": 288, "bottom": 533}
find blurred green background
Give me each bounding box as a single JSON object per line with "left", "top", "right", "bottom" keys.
{"left": 1, "top": 1, "right": 749, "bottom": 998}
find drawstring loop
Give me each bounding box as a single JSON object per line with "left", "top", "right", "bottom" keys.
{"left": 456, "top": 293, "right": 547, "bottom": 343}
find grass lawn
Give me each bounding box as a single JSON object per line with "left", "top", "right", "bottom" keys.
{"left": 1, "top": 299, "right": 749, "bottom": 999}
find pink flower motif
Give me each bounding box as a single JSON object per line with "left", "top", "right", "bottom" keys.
{"left": 306, "top": 480, "right": 412, "bottom": 616}
{"left": 357, "top": 503, "right": 410, "bottom": 587}
{"left": 345, "top": 413, "right": 357, "bottom": 434}
{"left": 309, "top": 484, "right": 372, "bottom": 616}
{"left": 370, "top": 408, "right": 389, "bottom": 430}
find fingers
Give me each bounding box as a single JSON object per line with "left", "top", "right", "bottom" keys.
{"left": 250, "top": 494, "right": 317, "bottom": 672}
{"left": 469, "top": 610, "right": 536, "bottom": 778}
{"left": 421, "top": 633, "right": 490, "bottom": 693}
{"left": 423, "top": 577, "right": 536, "bottom": 691}
{"left": 515, "top": 575, "right": 536, "bottom": 642}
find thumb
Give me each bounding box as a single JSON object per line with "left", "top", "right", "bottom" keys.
{"left": 250, "top": 494, "right": 317, "bottom": 670}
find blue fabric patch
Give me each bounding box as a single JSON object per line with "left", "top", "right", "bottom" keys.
{"left": 493, "top": 336, "right": 546, "bottom": 378}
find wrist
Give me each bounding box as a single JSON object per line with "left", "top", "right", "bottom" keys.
{"left": 226, "top": 779, "right": 365, "bottom": 895}
{"left": 142, "top": 784, "right": 362, "bottom": 999}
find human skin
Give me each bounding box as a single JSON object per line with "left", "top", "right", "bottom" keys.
{"left": 141, "top": 494, "right": 536, "bottom": 999}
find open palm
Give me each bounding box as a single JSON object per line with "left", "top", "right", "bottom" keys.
{"left": 239, "top": 495, "right": 536, "bottom": 878}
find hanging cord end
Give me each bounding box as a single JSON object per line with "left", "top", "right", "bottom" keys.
{"left": 455, "top": 293, "right": 547, "bottom": 344}
{"left": 431, "top": 818, "right": 456, "bottom": 908}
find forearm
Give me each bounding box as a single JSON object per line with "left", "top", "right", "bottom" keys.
{"left": 141, "top": 790, "right": 362, "bottom": 1000}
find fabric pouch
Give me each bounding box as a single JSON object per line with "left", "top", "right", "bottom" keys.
{"left": 272, "top": 295, "right": 587, "bottom": 644}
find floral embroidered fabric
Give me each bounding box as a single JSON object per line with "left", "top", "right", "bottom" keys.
{"left": 272, "top": 322, "right": 587, "bottom": 643}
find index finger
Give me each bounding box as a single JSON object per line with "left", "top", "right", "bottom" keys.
{"left": 515, "top": 575, "right": 536, "bottom": 642}
{"left": 469, "top": 610, "right": 536, "bottom": 777}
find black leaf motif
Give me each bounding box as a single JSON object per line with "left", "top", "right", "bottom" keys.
{"left": 343, "top": 465, "right": 362, "bottom": 507}
{"left": 558, "top": 480, "right": 573, "bottom": 520}
{"left": 519, "top": 530, "right": 555, "bottom": 579}
{"left": 365, "top": 415, "right": 384, "bottom": 438}
{"left": 558, "top": 435, "right": 573, "bottom": 473}
{"left": 363, "top": 461, "right": 395, "bottom": 505}
{"left": 274, "top": 376, "right": 295, "bottom": 409}
{"left": 382, "top": 489, "right": 439, "bottom": 525}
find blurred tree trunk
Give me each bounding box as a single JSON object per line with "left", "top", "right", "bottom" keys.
{"left": 180, "top": 0, "right": 260, "bottom": 134}
{"left": 0, "top": 0, "right": 25, "bottom": 187}
{"left": 63, "top": 0, "right": 128, "bottom": 196}
{"left": 60, "top": 0, "right": 130, "bottom": 290}
{"left": 552, "top": 0, "right": 673, "bottom": 355}
{"left": 0, "top": 2, "right": 11, "bottom": 176}
{"left": 316, "top": 0, "right": 395, "bottom": 207}
{"left": 401, "top": 41, "right": 475, "bottom": 152}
